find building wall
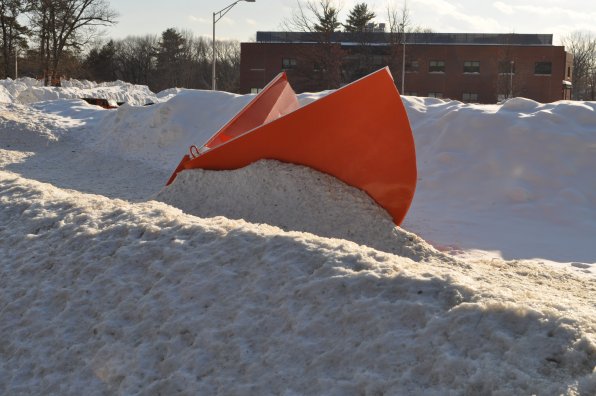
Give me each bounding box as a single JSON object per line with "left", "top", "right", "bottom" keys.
{"left": 241, "top": 41, "right": 572, "bottom": 103}
{"left": 402, "top": 44, "right": 570, "bottom": 103}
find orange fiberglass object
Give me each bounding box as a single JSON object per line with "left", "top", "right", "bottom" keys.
{"left": 166, "top": 67, "right": 417, "bottom": 225}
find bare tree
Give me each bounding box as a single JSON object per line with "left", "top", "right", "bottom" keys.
{"left": 30, "top": 0, "right": 117, "bottom": 85}
{"left": 283, "top": 1, "right": 343, "bottom": 90}
{"left": 112, "top": 35, "right": 157, "bottom": 86}
{"left": 214, "top": 39, "right": 240, "bottom": 92}
{"left": 387, "top": 1, "right": 411, "bottom": 92}
{"left": 562, "top": 31, "right": 596, "bottom": 100}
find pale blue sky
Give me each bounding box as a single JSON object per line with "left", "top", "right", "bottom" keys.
{"left": 105, "top": 0, "right": 595, "bottom": 44}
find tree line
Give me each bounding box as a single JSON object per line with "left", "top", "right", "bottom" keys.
{"left": 0, "top": 0, "right": 240, "bottom": 92}
{"left": 562, "top": 31, "right": 596, "bottom": 100}
{"left": 82, "top": 30, "right": 240, "bottom": 92}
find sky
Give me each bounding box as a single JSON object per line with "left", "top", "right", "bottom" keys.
{"left": 104, "top": 0, "right": 595, "bottom": 44}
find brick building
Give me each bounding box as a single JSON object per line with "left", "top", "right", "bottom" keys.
{"left": 240, "top": 32, "right": 573, "bottom": 103}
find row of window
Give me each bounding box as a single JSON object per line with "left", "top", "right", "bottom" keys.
{"left": 280, "top": 57, "right": 554, "bottom": 76}
{"left": 411, "top": 60, "right": 551, "bottom": 75}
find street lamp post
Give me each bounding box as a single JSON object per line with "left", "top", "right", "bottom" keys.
{"left": 509, "top": 60, "right": 514, "bottom": 99}
{"left": 212, "top": 0, "right": 255, "bottom": 91}
{"left": 401, "top": 24, "right": 406, "bottom": 93}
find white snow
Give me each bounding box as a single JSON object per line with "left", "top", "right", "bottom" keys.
{"left": 0, "top": 77, "right": 594, "bottom": 394}
{"left": 401, "top": 96, "right": 596, "bottom": 265}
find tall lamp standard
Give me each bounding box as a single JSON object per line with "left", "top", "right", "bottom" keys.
{"left": 212, "top": 0, "right": 255, "bottom": 91}
{"left": 401, "top": 23, "right": 406, "bottom": 93}
{"left": 509, "top": 60, "right": 515, "bottom": 99}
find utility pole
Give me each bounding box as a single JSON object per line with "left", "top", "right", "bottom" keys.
{"left": 401, "top": 26, "right": 406, "bottom": 93}
{"left": 400, "top": 0, "right": 409, "bottom": 93}
{"left": 15, "top": 48, "right": 18, "bottom": 79}
{"left": 509, "top": 60, "right": 514, "bottom": 98}
{"left": 212, "top": 0, "right": 255, "bottom": 91}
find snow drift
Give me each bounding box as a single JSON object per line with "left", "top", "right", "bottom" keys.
{"left": 0, "top": 173, "right": 594, "bottom": 395}
{"left": 0, "top": 78, "right": 595, "bottom": 394}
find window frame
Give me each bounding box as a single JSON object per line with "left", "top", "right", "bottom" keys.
{"left": 429, "top": 60, "right": 445, "bottom": 73}
{"left": 281, "top": 57, "right": 297, "bottom": 70}
{"left": 498, "top": 60, "right": 516, "bottom": 75}
{"left": 463, "top": 60, "right": 480, "bottom": 74}
{"left": 462, "top": 92, "right": 479, "bottom": 102}
{"left": 405, "top": 60, "right": 420, "bottom": 73}
{"left": 534, "top": 61, "right": 552, "bottom": 75}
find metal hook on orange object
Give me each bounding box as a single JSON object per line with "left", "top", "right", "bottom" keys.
{"left": 189, "top": 145, "right": 201, "bottom": 159}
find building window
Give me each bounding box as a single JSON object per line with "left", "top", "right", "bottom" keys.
{"left": 406, "top": 60, "right": 419, "bottom": 73}
{"left": 567, "top": 66, "right": 571, "bottom": 78}
{"left": 463, "top": 61, "right": 480, "bottom": 73}
{"left": 282, "top": 58, "right": 297, "bottom": 70}
{"left": 250, "top": 88, "right": 262, "bottom": 94}
{"left": 429, "top": 60, "right": 445, "bottom": 73}
{"left": 498, "top": 60, "right": 515, "bottom": 74}
{"left": 428, "top": 92, "right": 443, "bottom": 98}
{"left": 534, "top": 61, "right": 552, "bottom": 75}
{"left": 404, "top": 91, "right": 417, "bottom": 96}
{"left": 462, "top": 92, "right": 478, "bottom": 102}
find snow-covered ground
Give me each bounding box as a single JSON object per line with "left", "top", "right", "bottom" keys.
{"left": 0, "top": 78, "right": 594, "bottom": 394}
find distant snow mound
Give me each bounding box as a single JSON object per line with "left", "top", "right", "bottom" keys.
{"left": 500, "top": 97, "right": 541, "bottom": 111}
{"left": 156, "top": 87, "right": 187, "bottom": 99}
{"left": 156, "top": 160, "right": 446, "bottom": 262}
{"left": 15, "top": 81, "right": 157, "bottom": 106}
{"left": 0, "top": 77, "right": 41, "bottom": 102}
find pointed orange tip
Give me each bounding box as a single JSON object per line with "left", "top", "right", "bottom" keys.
{"left": 167, "top": 68, "right": 417, "bottom": 226}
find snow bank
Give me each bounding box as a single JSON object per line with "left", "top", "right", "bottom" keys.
{"left": 156, "top": 160, "right": 445, "bottom": 262}
{"left": 89, "top": 90, "right": 252, "bottom": 170}
{"left": 0, "top": 77, "right": 41, "bottom": 103}
{"left": 9, "top": 78, "right": 157, "bottom": 106}
{"left": 1, "top": 173, "right": 594, "bottom": 395}
{"left": 16, "top": 84, "right": 157, "bottom": 106}
{"left": 402, "top": 97, "right": 596, "bottom": 264}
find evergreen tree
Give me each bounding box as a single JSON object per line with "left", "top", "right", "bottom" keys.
{"left": 84, "top": 40, "right": 117, "bottom": 82}
{"left": 313, "top": 1, "right": 340, "bottom": 34}
{"left": 0, "top": 0, "right": 30, "bottom": 78}
{"left": 343, "top": 3, "right": 375, "bottom": 33}
{"left": 156, "top": 28, "right": 187, "bottom": 89}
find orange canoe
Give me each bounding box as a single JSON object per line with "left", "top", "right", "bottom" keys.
{"left": 167, "top": 67, "right": 417, "bottom": 225}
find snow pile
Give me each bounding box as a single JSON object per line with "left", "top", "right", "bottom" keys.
{"left": 15, "top": 79, "right": 157, "bottom": 106}
{"left": 1, "top": 173, "right": 594, "bottom": 395}
{"left": 0, "top": 102, "right": 87, "bottom": 142}
{"left": 1, "top": 78, "right": 595, "bottom": 394}
{"left": 156, "top": 160, "right": 445, "bottom": 262}
{"left": 0, "top": 77, "right": 42, "bottom": 103}
{"left": 402, "top": 96, "right": 596, "bottom": 264}
{"left": 89, "top": 90, "right": 252, "bottom": 170}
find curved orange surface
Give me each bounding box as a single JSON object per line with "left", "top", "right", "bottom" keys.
{"left": 179, "top": 67, "right": 417, "bottom": 225}
{"left": 204, "top": 72, "right": 299, "bottom": 149}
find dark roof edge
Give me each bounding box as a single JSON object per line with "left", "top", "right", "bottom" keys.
{"left": 255, "top": 32, "right": 554, "bottom": 46}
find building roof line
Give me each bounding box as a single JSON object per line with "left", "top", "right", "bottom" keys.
{"left": 254, "top": 31, "right": 554, "bottom": 46}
